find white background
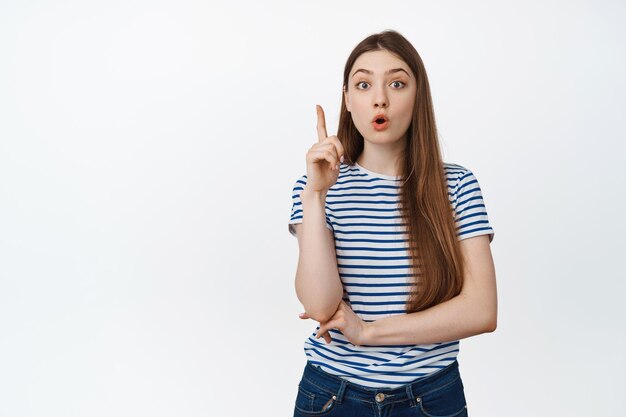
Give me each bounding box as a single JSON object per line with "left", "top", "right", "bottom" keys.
{"left": 1, "top": 1, "right": 624, "bottom": 416}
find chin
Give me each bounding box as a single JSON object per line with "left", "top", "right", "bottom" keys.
{"left": 363, "top": 133, "right": 404, "bottom": 144}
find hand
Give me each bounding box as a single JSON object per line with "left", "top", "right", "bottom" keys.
{"left": 298, "top": 300, "right": 370, "bottom": 346}
{"left": 304, "top": 105, "right": 346, "bottom": 194}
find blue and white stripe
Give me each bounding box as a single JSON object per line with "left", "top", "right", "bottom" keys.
{"left": 288, "top": 162, "right": 495, "bottom": 388}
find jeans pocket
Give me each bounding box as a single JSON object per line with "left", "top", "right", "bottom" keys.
{"left": 293, "top": 378, "right": 337, "bottom": 416}
{"left": 417, "top": 374, "right": 468, "bottom": 417}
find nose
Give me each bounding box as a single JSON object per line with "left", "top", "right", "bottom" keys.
{"left": 373, "top": 84, "right": 388, "bottom": 109}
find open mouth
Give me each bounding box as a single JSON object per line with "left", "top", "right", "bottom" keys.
{"left": 372, "top": 115, "right": 389, "bottom": 130}
{"left": 372, "top": 114, "right": 388, "bottom": 123}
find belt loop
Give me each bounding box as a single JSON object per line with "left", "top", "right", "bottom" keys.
{"left": 406, "top": 383, "right": 416, "bottom": 407}
{"left": 335, "top": 379, "right": 348, "bottom": 404}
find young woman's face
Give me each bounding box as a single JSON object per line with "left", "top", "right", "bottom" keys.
{"left": 344, "top": 49, "right": 416, "bottom": 144}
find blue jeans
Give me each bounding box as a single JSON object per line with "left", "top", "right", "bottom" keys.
{"left": 293, "top": 360, "right": 468, "bottom": 417}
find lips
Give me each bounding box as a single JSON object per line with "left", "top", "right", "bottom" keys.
{"left": 371, "top": 113, "right": 389, "bottom": 131}
{"left": 372, "top": 113, "right": 388, "bottom": 123}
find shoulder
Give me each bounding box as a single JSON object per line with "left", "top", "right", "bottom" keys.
{"left": 443, "top": 162, "right": 472, "bottom": 186}
{"left": 295, "top": 173, "right": 307, "bottom": 183}
{"left": 443, "top": 162, "right": 486, "bottom": 207}
{"left": 291, "top": 173, "right": 308, "bottom": 191}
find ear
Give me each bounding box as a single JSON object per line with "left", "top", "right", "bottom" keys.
{"left": 343, "top": 87, "right": 351, "bottom": 112}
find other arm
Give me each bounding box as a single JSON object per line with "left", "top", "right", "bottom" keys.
{"left": 361, "top": 234, "right": 497, "bottom": 345}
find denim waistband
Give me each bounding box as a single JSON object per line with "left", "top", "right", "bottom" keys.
{"left": 301, "top": 359, "right": 461, "bottom": 406}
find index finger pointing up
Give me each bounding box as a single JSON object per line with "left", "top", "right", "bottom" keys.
{"left": 316, "top": 104, "right": 328, "bottom": 142}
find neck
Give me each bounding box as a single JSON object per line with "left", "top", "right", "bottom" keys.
{"left": 356, "top": 135, "right": 406, "bottom": 177}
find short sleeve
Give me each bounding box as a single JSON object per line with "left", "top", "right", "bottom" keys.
{"left": 288, "top": 174, "right": 334, "bottom": 237}
{"left": 452, "top": 168, "right": 495, "bottom": 243}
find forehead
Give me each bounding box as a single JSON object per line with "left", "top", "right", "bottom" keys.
{"left": 351, "top": 49, "right": 409, "bottom": 74}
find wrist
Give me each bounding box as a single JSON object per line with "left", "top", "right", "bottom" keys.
{"left": 301, "top": 187, "right": 327, "bottom": 201}
{"left": 361, "top": 321, "right": 377, "bottom": 346}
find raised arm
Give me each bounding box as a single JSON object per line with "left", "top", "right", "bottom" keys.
{"left": 292, "top": 105, "right": 345, "bottom": 323}
{"left": 293, "top": 194, "right": 343, "bottom": 323}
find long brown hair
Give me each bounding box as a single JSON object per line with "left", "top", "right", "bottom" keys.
{"left": 337, "top": 29, "right": 465, "bottom": 313}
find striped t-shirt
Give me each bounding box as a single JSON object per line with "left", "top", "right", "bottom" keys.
{"left": 288, "top": 161, "right": 495, "bottom": 388}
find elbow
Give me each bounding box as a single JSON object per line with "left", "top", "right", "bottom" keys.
{"left": 483, "top": 313, "right": 497, "bottom": 333}
{"left": 462, "top": 293, "right": 497, "bottom": 333}
{"left": 305, "top": 308, "right": 336, "bottom": 324}
{"left": 299, "top": 292, "right": 343, "bottom": 323}
{"left": 303, "top": 298, "right": 342, "bottom": 323}
{"left": 296, "top": 277, "right": 343, "bottom": 323}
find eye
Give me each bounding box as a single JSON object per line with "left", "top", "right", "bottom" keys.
{"left": 354, "top": 80, "right": 406, "bottom": 90}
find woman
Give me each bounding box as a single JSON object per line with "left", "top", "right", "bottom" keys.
{"left": 288, "top": 29, "right": 496, "bottom": 417}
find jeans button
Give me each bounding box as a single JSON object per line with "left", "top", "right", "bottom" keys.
{"left": 375, "top": 393, "right": 385, "bottom": 403}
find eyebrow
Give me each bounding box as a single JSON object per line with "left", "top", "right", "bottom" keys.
{"left": 351, "top": 68, "right": 411, "bottom": 78}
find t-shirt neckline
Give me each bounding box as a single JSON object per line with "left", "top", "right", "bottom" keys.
{"left": 354, "top": 162, "right": 401, "bottom": 181}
